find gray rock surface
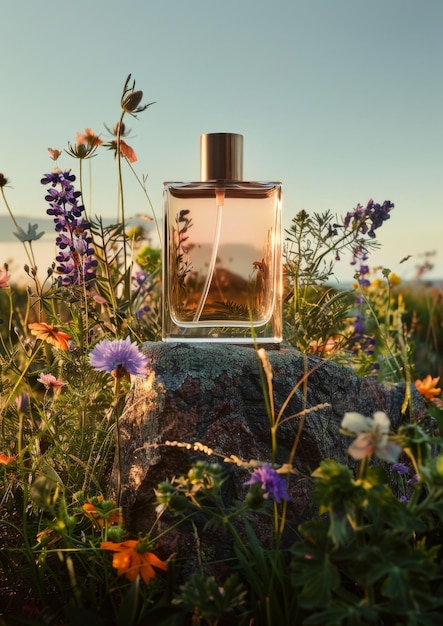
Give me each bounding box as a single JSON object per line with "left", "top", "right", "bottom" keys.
{"left": 109, "top": 342, "right": 426, "bottom": 574}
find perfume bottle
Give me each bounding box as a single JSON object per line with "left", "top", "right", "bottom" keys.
{"left": 162, "top": 133, "right": 282, "bottom": 343}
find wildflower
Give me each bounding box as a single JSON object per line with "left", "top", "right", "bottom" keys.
{"left": 0, "top": 267, "right": 10, "bottom": 289}
{"left": 414, "top": 375, "right": 441, "bottom": 400}
{"left": 0, "top": 173, "right": 8, "bottom": 187}
{"left": 67, "top": 142, "right": 99, "bottom": 159}
{"left": 48, "top": 148, "right": 62, "bottom": 161}
{"left": 136, "top": 304, "right": 151, "bottom": 320}
{"left": 391, "top": 462, "right": 410, "bottom": 475}
{"left": 76, "top": 128, "right": 103, "bottom": 148}
{"left": 15, "top": 391, "right": 30, "bottom": 414}
{"left": 37, "top": 373, "right": 67, "bottom": 389}
{"left": 0, "top": 453, "right": 16, "bottom": 465}
{"left": 100, "top": 539, "right": 167, "bottom": 584}
{"left": 82, "top": 495, "right": 121, "bottom": 528}
{"left": 344, "top": 199, "right": 394, "bottom": 239}
{"left": 245, "top": 464, "right": 290, "bottom": 503}
{"left": 29, "top": 322, "right": 72, "bottom": 350}
{"left": 388, "top": 272, "right": 401, "bottom": 287}
{"left": 120, "top": 73, "right": 155, "bottom": 116}
{"left": 41, "top": 169, "right": 97, "bottom": 286}
{"left": 106, "top": 138, "right": 138, "bottom": 162}
{"left": 341, "top": 411, "right": 401, "bottom": 462}
{"left": 89, "top": 337, "right": 148, "bottom": 378}
{"left": 13, "top": 223, "right": 45, "bottom": 243}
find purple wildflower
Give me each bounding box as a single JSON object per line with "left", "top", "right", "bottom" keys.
{"left": 15, "top": 391, "right": 30, "bottom": 414}
{"left": 343, "top": 199, "right": 393, "bottom": 239}
{"left": 132, "top": 270, "right": 150, "bottom": 296}
{"left": 245, "top": 464, "right": 290, "bottom": 503}
{"left": 41, "top": 170, "right": 97, "bottom": 287}
{"left": 89, "top": 337, "right": 148, "bottom": 378}
{"left": 136, "top": 304, "right": 151, "bottom": 320}
{"left": 391, "top": 463, "right": 410, "bottom": 476}
{"left": 399, "top": 495, "right": 409, "bottom": 503}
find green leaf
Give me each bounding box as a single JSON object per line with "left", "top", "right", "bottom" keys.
{"left": 117, "top": 576, "right": 140, "bottom": 626}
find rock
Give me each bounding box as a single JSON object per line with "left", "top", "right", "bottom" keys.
{"left": 109, "top": 342, "right": 426, "bottom": 576}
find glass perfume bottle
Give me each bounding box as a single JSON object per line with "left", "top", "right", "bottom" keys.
{"left": 162, "top": 133, "right": 282, "bottom": 343}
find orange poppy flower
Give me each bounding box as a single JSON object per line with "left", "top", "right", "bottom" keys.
{"left": 0, "top": 453, "right": 16, "bottom": 465}
{"left": 414, "top": 375, "right": 441, "bottom": 400}
{"left": 100, "top": 539, "right": 167, "bottom": 584}
{"left": 28, "top": 322, "right": 72, "bottom": 350}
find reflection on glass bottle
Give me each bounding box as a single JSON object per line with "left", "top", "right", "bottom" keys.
{"left": 163, "top": 133, "right": 282, "bottom": 343}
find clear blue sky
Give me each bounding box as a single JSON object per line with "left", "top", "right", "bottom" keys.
{"left": 1, "top": 0, "right": 442, "bottom": 282}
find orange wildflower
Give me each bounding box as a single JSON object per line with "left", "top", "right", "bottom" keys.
{"left": 82, "top": 495, "right": 121, "bottom": 528}
{"left": 0, "top": 453, "right": 16, "bottom": 465}
{"left": 101, "top": 539, "right": 167, "bottom": 584}
{"left": 118, "top": 139, "right": 137, "bottom": 162}
{"left": 48, "top": 148, "right": 62, "bottom": 161}
{"left": 28, "top": 322, "right": 72, "bottom": 350}
{"left": 76, "top": 128, "right": 103, "bottom": 148}
{"left": 414, "top": 375, "right": 441, "bottom": 400}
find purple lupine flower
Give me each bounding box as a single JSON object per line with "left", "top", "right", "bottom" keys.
{"left": 42, "top": 170, "right": 96, "bottom": 287}
{"left": 89, "top": 337, "right": 148, "bottom": 378}
{"left": 245, "top": 464, "right": 290, "bottom": 503}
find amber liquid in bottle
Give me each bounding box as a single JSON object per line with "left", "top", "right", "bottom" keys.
{"left": 162, "top": 180, "right": 282, "bottom": 342}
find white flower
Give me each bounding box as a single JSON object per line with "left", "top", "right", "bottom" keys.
{"left": 341, "top": 411, "right": 401, "bottom": 463}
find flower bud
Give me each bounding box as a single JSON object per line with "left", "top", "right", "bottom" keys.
{"left": 15, "top": 390, "right": 30, "bottom": 414}
{"left": 122, "top": 90, "right": 143, "bottom": 113}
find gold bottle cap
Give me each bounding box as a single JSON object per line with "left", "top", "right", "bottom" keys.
{"left": 200, "top": 133, "right": 243, "bottom": 181}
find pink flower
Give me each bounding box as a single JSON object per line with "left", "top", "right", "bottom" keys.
{"left": 37, "top": 373, "right": 67, "bottom": 390}
{"left": 0, "top": 268, "right": 10, "bottom": 289}
{"left": 341, "top": 411, "right": 401, "bottom": 463}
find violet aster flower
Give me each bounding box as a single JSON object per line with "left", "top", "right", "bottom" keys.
{"left": 245, "top": 464, "right": 290, "bottom": 503}
{"left": 89, "top": 337, "right": 148, "bottom": 378}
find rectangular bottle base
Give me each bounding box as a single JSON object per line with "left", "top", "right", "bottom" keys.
{"left": 162, "top": 336, "right": 282, "bottom": 344}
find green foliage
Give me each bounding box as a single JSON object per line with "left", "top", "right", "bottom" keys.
{"left": 290, "top": 453, "right": 443, "bottom": 625}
